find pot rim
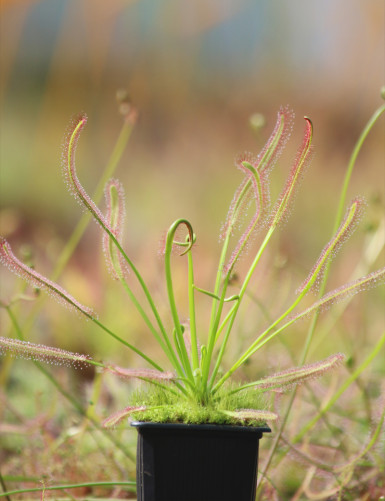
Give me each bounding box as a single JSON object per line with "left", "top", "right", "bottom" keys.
{"left": 130, "top": 420, "right": 271, "bottom": 433}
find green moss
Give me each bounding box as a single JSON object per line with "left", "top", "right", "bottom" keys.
{"left": 129, "top": 383, "right": 269, "bottom": 426}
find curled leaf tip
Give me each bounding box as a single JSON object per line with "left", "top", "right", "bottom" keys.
{"left": 180, "top": 230, "right": 195, "bottom": 256}
{"left": 269, "top": 114, "right": 314, "bottom": 228}
{"left": 164, "top": 219, "right": 195, "bottom": 257}
{"left": 61, "top": 113, "right": 110, "bottom": 231}
{"left": 303, "top": 116, "right": 313, "bottom": 140}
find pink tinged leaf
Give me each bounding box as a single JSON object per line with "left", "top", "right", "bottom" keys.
{"left": 0, "top": 336, "right": 92, "bottom": 369}
{"left": 104, "top": 179, "right": 125, "bottom": 240}
{"left": 224, "top": 409, "right": 278, "bottom": 422}
{"left": 220, "top": 107, "right": 293, "bottom": 243}
{"left": 220, "top": 173, "right": 252, "bottom": 241}
{"left": 103, "top": 178, "right": 129, "bottom": 279}
{"left": 291, "top": 267, "right": 385, "bottom": 322}
{"left": 223, "top": 161, "right": 269, "bottom": 274}
{"left": 0, "top": 238, "right": 96, "bottom": 318}
{"left": 61, "top": 113, "right": 110, "bottom": 230}
{"left": 105, "top": 365, "right": 175, "bottom": 381}
{"left": 297, "top": 198, "right": 366, "bottom": 294}
{"left": 102, "top": 406, "right": 147, "bottom": 428}
{"left": 269, "top": 117, "right": 314, "bottom": 228}
{"left": 250, "top": 353, "right": 345, "bottom": 391}
{"left": 254, "top": 105, "right": 295, "bottom": 175}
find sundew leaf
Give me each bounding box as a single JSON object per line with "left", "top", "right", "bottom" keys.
{"left": 220, "top": 107, "right": 294, "bottom": 245}
{"left": 220, "top": 159, "right": 253, "bottom": 241}
{"left": 103, "top": 178, "right": 129, "bottom": 279}
{"left": 269, "top": 117, "right": 313, "bottom": 228}
{"left": 105, "top": 365, "right": 175, "bottom": 381}
{"left": 0, "top": 336, "right": 96, "bottom": 369}
{"left": 102, "top": 405, "right": 147, "bottom": 428}
{"left": 0, "top": 238, "right": 96, "bottom": 318}
{"left": 291, "top": 267, "right": 385, "bottom": 322}
{"left": 297, "top": 197, "right": 366, "bottom": 294}
{"left": 158, "top": 221, "right": 196, "bottom": 257}
{"left": 255, "top": 105, "right": 295, "bottom": 175}
{"left": 61, "top": 113, "right": 111, "bottom": 231}
{"left": 163, "top": 219, "right": 195, "bottom": 380}
{"left": 223, "top": 161, "right": 269, "bottom": 274}
{"left": 236, "top": 353, "right": 345, "bottom": 392}
{"left": 217, "top": 268, "right": 385, "bottom": 388}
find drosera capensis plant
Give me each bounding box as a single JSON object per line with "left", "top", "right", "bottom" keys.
{"left": 1, "top": 106, "right": 384, "bottom": 430}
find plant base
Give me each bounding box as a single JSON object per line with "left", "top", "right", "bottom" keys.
{"left": 131, "top": 421, "right": 270, "bottom": 501}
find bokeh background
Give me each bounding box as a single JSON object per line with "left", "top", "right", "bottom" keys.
{"left": 0, "top": 1, "right": 384, "bottom": 498}
{"left": 1, "top": 0, "right": 384, "bottom": 238}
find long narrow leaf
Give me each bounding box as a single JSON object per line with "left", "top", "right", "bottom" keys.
{"left": 0, "top": 336, "right": 101, "bottom": 369}
{"left": 297, "top": 198, "right": 365, "bottom": 294}
{"left": 0, "top": 238, "right": 95, "bottom": 319}
{"left": 230, "top": 353, "right": 345, "bottom": 393}
{"left": 269, "top": 117, "right": 313, "bottom": 228}
{"left": 103, "top": 178, "right": 128, "bottom": 279}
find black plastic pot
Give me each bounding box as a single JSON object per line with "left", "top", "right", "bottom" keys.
{"left": 131, "top": 421, "right": 271, "bottom": 501}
